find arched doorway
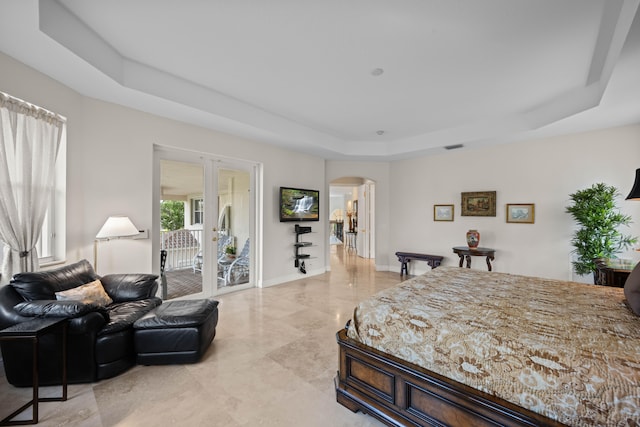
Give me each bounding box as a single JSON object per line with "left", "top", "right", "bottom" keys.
{"left": 329, "top": 177, "right": 376, "bottom": 260}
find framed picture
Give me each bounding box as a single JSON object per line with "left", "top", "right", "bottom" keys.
{"left": 461, "top": 191, "right": 496, "bottom": 216}
{"left": 506, "top": 203, "right": 535, "bottom": 223}
{"left": 434, "top": 204, "right": 454, "bottom": 221}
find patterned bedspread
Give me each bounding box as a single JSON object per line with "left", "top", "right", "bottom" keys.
{"left": 347, "top": 267, "right": 640, "bottom": 426}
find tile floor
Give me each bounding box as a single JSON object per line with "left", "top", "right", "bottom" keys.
{"left": 0, "top": 248, "right": 404, "bottom": 426}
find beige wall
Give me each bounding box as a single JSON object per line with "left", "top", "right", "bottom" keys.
{"left": 389, "top": 125, "right": 640, "bottom": 281}
{"left": 2, "top": 50, "right": 639, "bottom": 285}
{"left": 0, "top": 52, "right": 327, "bottom": 285}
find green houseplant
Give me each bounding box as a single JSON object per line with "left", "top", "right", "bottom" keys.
{"left": 566, "top": 183, "right": 637, "bottom": 280}
{"left": 225, "top": 244, "right": 236, "bottom": 257}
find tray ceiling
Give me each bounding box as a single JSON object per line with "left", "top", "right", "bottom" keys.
{"left": 1, "top": 0, "right": 639, "bottom": 159}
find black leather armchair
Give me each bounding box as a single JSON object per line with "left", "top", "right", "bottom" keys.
{"left": 0, "top": 259, "right": 161, "bottom": 386}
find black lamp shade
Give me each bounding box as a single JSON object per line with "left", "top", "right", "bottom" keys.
{"left": 626, "top": 168, "right": 640, "bottom": 200}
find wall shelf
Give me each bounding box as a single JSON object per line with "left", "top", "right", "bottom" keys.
{"left": 294, "top": 224, "right": 314, "bottom": 273}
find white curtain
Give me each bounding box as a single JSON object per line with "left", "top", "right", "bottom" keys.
{"left": 0, "top": 92, "right": 65, "bottom": 285}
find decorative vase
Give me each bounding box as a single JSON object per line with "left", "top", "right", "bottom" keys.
{"left": 466, "top": 229, "right": 480, "bottom": 249}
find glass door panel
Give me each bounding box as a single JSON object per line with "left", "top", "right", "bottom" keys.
{"left": 215, "top": 164, "right": 252, "bottom": 290}
{"left": 159, "top": 159, "right": 206, "bottom": 299}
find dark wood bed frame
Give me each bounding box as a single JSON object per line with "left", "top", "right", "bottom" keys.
{"left": 336, "top": 328, "right": 567, "bottom": 427}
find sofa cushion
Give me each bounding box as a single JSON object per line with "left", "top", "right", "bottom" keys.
{"left": 10, "top": 259, "right": 98, "bottom": 301}
{"left": 14, "top": 299, "right": 108, "bottom": 319}
{"left": 55, "top": 279, "right": 113, "bottom": 307}
{"left": 101, "top": 274, "right": 159, "bottom": 302}
{"left": 98, "top": 298, "right": 162, "bottom": 336}
{"left": 134, "top": 299, "right": 219, "bottom": 329}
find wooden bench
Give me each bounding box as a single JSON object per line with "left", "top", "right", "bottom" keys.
{"left": 395, "top": 251, "right": 443, "bottom": 276}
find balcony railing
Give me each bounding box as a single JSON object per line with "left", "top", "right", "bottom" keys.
{"left": 160, "top": 228, "right": 202, "bottom": 271}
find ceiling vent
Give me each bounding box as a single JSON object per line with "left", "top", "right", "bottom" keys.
{"left": 444, "top": 144, "right": 464, "bottom": 150}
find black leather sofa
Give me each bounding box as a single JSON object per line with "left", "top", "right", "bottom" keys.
{"left": 0, "top": 259, "right": 161, "bottom": 386}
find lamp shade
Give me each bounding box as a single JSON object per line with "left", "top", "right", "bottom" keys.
{"left": 96, "top": 216, "right": 139, "bottom": 239}
{"left": 626, "top": 168, "right": 640, "bottom": 200}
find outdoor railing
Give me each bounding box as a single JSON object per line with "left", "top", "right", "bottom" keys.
{"left": 160, "top": 228, "right": 202, "bottom": 271}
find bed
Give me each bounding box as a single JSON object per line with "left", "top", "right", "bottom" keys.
{"left": 335, "top": 266, "right": 640, "bottom": 426}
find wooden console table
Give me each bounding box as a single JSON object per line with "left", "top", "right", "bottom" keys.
{"left": 594, "top": 258, "right": 636, "bottom": 287}
{"left": 452, "top": 246, "right": 496, "bottom": 271}
{"left": 395, "top": 252, "right": 443, "bottom": 276}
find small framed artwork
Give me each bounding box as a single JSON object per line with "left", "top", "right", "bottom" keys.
{"left": 461, "top": 191, "right": 496, "bottom": 216}
{"left": 434, "top": 204, "right": 454, "bottom": 221}
{"left": 506, "top": 203, "right": 535, "bottom": 223}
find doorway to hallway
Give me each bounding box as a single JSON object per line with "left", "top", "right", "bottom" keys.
{"left": 329, "top": 177, "right": 376, "bottom": 260}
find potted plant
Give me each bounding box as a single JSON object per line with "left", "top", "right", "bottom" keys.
{"left": 225, "top": 245, "right": 236, "bottom": 258}
{"left": 566, "top": 183, "right": 637, "bottom": 282}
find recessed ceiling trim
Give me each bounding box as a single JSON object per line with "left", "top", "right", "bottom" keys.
{"left": 587, "top": 0, "right": 638, "bottom": 85}
{"left": 34, "top": 0, "right": 640, "bottom": 160}
{"left": 39, "top": 0, "right": 347, "bottom": 155}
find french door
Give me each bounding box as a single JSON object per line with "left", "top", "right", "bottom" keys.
{"left": 155, "top": 147, "right": 258, "bottom": 299}
{"left": 210, "top": 160, "right": 254, "bottom": 293}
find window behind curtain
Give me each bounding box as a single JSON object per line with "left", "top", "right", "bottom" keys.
{"left": 0, "top": 92, "right": 66, "bottom": 267}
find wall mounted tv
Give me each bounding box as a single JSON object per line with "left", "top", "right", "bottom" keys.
{"left": 279, "top": 187, "right": 320, "bottom": 222}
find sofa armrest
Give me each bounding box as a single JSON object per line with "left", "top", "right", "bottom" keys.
{"left": 14, "top": 300, "right": 108, "bottom": 320}
{"left": 0, "top": 285, "right": 31, "bottom": 330}
{"left": 13, "top": 300, "right": 107, "bottom": 334}
{"left": 100, "top": 274, "right": 159, "bottom": 302}
{"left": 68, "top": 310, "right": 108, "bottom": 334}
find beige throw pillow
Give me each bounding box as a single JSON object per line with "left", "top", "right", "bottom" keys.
{"left": 624, "top": 261, "right": 640, "bottom": 316}
{"left": 55, "top": 279, "right": 113, "bottom": 307}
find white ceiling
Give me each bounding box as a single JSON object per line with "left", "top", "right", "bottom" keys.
{"left": 1, "top": 0, "right": 639, "bottom": 160}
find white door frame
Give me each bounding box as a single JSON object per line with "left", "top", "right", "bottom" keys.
{"left": 153, "top": 146, "right": 262, "bottom": 298}
{"left": 356, "top": 182, "right": 375, "bottom": 258}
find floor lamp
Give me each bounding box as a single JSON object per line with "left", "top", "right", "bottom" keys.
{"left": 626, "top": 168, "right": 640, "bottom": 252}
{"left": 626, "top": 168, "right": 640, "bottom": 200}
{"left": 94, "top": 216, "right": 139, "bottom": 273}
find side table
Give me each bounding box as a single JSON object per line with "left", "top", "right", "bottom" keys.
{"left": 594, "top": 258, "right": 636, "bottom": 287}
{"left": 452, "top": 246, "right": 496, "bottom": 271}
{"left": 0, "top": 318, "right": 68, "bottom": 425}
{"left": 345, "top": 232, "right": 357, "bottom": 251}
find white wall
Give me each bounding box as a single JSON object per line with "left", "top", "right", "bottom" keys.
{"left": 3, "top": 50, "right": 639, "bottom": 285}
{"left": 0, "top": 52, "right": 326, "bottom": 286}
{"left": 389, "top": 125, "right": 640, "bottom": 281}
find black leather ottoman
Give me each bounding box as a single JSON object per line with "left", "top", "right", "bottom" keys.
{"left": 133, "top": 299, "right": 219, "bottom": 365}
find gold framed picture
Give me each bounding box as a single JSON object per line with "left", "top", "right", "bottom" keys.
{"left": 434, "top": 204, "right": 454, "bottom": 221}
{"left": 461, "top": 191, "right": 496, "bottom": 216}
{"left": 506, "top": 203, "right": 535, "bottom": 223}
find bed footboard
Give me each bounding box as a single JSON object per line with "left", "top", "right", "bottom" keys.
{"left": 335, "top": 329, "right": 564, "bottom": 427}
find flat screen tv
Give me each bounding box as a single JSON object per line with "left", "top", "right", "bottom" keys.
{"left": 279, "top": 187, "right": 320, "bottom": 222}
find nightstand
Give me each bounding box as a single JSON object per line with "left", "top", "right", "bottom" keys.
{"left": 594, "top": 258, "right": 636, "bottom": 288}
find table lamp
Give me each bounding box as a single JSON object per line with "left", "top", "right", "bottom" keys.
{"left": 94, "top": 216, "right": 139, "bottom": 272}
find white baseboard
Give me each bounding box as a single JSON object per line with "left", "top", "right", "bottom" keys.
{"left": 261, "top": 268, "right": 326, "bottom": 288}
